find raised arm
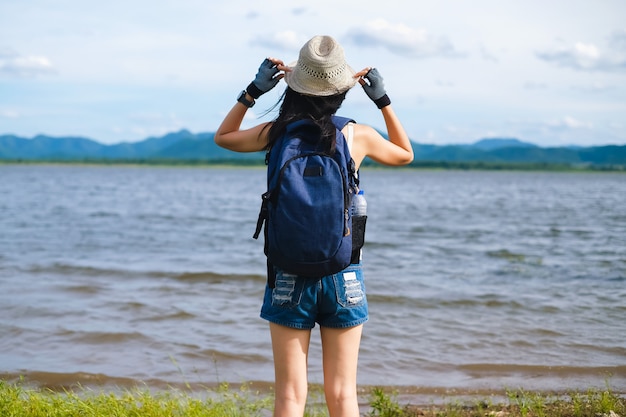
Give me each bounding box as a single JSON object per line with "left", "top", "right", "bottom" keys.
{"left": 214, "top": 58, "right": 288, "bottom": 152}
{"left": 350, "top": 68, "right": 414, "bottom": 167}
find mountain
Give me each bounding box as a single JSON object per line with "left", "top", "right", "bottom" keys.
{"left": 0, "top": 130, "right": 264, "bottom": 162}
{"left": 0, "top": 134, "right": 106, "bottom": 159}
{"left": 102, "top": 130, "right": 194, "bottom": 158}
{"left": 471, "top": 138, "right": 537, "bottom": 150}
{"left": 1, "top": 131, "right": 624, "bottom": 168}
{"left": 410, "top": 142, "right": 625, "bottom": 166}
{"left": 150, "top": 133, "right": 263, "bottom": 161}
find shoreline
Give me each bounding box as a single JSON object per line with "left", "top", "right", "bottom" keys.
{"left": 3, "top": 369, "right": 624, "bottom": 405}
{"left": 1, "top": 159, "right": 624, "bottom": 172}
{"left": 2, "top": 374, "right": 625, "bottom": 417}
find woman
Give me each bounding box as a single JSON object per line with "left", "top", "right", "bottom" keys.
{"left": 215, "top": 35, "right": 413, "bottom": 417}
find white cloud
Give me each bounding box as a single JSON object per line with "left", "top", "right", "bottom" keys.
{"left": 501, "top": 116, "right": 603, "bottom": 147}
{"left": 609, "top": 29, "right": 626, "bottom": 51}
{"left": 123, "top": 111, "right": 186, "bottom": 139}
{"left": 571, "top": 82, "right": 611, "bottom": 93}
{"left": 537, "top": 31, "right": 626, "bottom": 71}
{"left": 345, "top": 19, "right": 461, "bottom": 59}
{"left": 523, "top": 81, "right": 548, "bottom": 90}
{"left": 435, "top": 79, "right": 455, "bottom": 87}
{"left": 0, "top": 47, "right": 17, "bottom": 59}
{"left": 0, "top": 109, "right": 20, "bottom": 119}
{"left": 480, "top": 45, "right": 499, "bottom": 63}
{"left": 0, "top": 48, "right": 56, "bottom": 78}
{"left": 249, "top": 31, "right": 308, "bottom": 52}
{"left": 290, "top": 7, "right": 307, "bottom": 16}
{"left": 547, "top": 116, "right": 593, "bottom": 130}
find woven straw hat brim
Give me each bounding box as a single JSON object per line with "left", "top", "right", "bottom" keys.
{"left": 284, "top": 60, "right": 357, "bottom": 97}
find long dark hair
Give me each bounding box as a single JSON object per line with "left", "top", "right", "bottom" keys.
{"left": 265, "top": 87, "right": 348, "bottom": 153}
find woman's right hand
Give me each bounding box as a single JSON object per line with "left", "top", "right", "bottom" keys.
{"left": 246, "top": 58, "right": 288, "bottom": 99}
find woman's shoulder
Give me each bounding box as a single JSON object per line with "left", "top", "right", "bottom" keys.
{"left": 348, "top": 122, "right": 381, "bottom": 139}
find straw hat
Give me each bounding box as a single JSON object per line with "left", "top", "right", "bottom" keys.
{"left": 284, "top": 35, "right": 357, "bottom": 96}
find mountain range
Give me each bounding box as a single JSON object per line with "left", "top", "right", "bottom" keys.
{"left": 1, "top": 130, "right": 625, "bottom": 167}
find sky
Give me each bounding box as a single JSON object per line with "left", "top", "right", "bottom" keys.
{"left": 1, "top": 0, "right": 625, "bottom": 147}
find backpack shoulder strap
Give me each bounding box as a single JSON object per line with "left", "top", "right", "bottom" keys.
{"left": 332, "top": 115, "right": 355, "bottom": 130}
{"left": 332, "top": 115, "right": 356, "bottom": 151}
{"left": 345, "top": 122, "right": 354, "bottom": 153}
{"left": 331, "top": 115, "right": 359, "bottom": 188}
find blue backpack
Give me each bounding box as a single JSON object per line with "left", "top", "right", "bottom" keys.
{"left": 253, "top": 116, "right": 359, "bottom": 279}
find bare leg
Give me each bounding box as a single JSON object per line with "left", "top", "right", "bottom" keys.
{"left": 269, "top": 322, "right": 312, "bottom": 417}
{"left": 320, "top": 324, "right": 363, "bottom": 417}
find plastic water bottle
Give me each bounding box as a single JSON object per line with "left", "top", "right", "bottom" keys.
{"left": 352, "top": 189, "right": 367, "bottom": 216}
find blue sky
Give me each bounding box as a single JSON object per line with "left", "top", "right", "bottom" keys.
{"left": 1, "top": 0, "right": 625, "bottom": 146}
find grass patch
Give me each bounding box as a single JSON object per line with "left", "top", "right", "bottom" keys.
{"left": 0, "top": 380, "right": 272, "bottom": 417}
{"left": 368, "top": 383, "right": 625, "bottom": 417}
{"left": 1, "top": 379, "right": 624, "bottom": 417}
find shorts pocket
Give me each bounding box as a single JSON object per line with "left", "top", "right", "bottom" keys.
{"left": 333, "top": 266, "right": 366, "bottom": 308}
{"left": 272, "top": 270, "right": 305, "bottom": 308}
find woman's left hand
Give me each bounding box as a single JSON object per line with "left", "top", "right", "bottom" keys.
{"left": 355, "top": 67, "right": 391, "bottom": 109}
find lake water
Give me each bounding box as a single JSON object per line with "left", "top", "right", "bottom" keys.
{"left": 1, "top": 164, "right": 625, "bottom": 397}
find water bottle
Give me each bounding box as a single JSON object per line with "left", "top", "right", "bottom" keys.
{"left": 351, "top": 189, "right": 367, "bottom": 263}
{"left": 352, "top": 189, "right": 367, "bottom": 216}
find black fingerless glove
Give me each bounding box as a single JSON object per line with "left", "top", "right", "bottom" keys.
{"left": 361, "top": 68, "right": 391, "bottom": 109}
{"left": 247, "top": 58, "right": 281, "bottom": 99}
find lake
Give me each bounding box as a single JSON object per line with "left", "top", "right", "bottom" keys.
{"left": 0, "top": 164, "right": 624, "bottom": 397}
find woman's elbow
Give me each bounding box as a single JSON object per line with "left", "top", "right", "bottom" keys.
{"left": 399, "top": 150, "right": 414, "bottom": 165}
{"left": 214, "top": 133, "right": 231, "bottom": 149}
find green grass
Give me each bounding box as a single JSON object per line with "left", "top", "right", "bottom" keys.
{"left": 0, "top": 380, "right": 272, "bottom": 417}
{"left": 1, "top": 379, "right": 624, "bottom": 417}
{"left": 367, "top": 383, "right": 626, "bottom": 417}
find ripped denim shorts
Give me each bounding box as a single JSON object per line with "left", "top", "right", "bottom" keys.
{"left": 260, "top": 263, "right": 368, "bottom": 329}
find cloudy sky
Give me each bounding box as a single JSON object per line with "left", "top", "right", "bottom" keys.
{"left": 1, "top": 0, "right": 625, "bottom": 146}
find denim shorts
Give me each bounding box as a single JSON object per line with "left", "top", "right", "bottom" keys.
{"left": 260, "top": 263, "right": 368, "bottom": 329}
